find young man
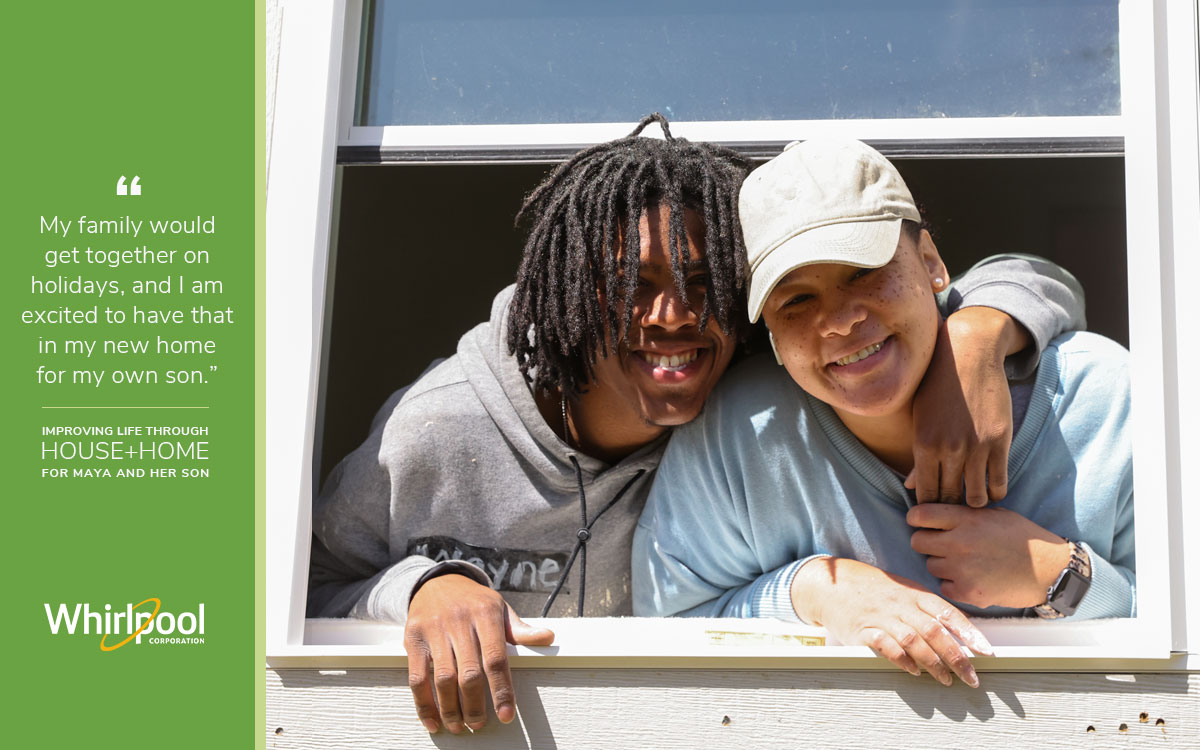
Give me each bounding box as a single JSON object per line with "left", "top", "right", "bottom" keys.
{"left": 309, "top": 117, "right": 1085, "bottom": 733}
{"left": 632, "top": 138, "right": 1132, "bottom": 690}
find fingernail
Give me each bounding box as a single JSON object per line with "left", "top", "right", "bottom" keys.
{"left": 497, "top": 704, "right": 516, "bottom": 724}
{"left": 965, "top": 671, "right": 980, "bottom": 689}
{"left": 467, "top": 720, "right": 486, "bottom": 732}
{"left": 422, "top": 719, "right": 440, "bottom": 734}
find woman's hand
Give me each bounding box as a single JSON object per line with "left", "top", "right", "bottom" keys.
{"left": 909, "top": 308, "right": 1028, "bottom": 506}
{"left": 791, "top": 557, "right": 993, "bottom": 687}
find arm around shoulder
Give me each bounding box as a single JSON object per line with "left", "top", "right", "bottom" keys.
{"left": 947, "top": 254, "right": 1086, "bottom": 379}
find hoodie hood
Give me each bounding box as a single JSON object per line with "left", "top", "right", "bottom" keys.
{"left": 457, "top": 284, "right": 667, "bottom": 490}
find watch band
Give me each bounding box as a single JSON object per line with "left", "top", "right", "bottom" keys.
{"left": 1034, "top": 540, "right": 1092, "bottom": 619}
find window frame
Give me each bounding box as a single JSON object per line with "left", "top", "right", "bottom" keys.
{"left": 336, "top": 0, "right": 1126, "bottom": 159}
{"left": 266, "top": 0, "right": 1199, "bottom": 669}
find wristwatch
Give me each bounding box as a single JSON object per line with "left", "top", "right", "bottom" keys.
{"left": 1033, "top": 540, "right": 1092, "bottom": 619}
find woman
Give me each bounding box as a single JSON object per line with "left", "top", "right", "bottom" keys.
{"left": 632, "top": 139, "right": 1134, "bottom": 689}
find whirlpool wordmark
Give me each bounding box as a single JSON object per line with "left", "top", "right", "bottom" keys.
{"left": 44, "top": 598, "right": 206, "bottom": 650}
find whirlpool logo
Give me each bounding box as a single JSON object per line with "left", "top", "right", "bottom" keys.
{"left": 44, "top": 598, "right": 206, "bottom": 650}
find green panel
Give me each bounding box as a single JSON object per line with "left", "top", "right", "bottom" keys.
{"left": 1, "top": 2, "right": 254, "bottom": 745}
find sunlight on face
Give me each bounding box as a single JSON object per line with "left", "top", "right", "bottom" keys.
{"left": 586, "top": 204, "right": 737, "bottom": 430}
{"left": 761, "top": 229, "right": 945, "bottom": 421}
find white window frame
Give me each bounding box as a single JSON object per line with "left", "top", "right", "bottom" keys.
{"left": 335, "top": 0, "right": 1125, "bottom": 159}
{"left": 266, "top": 0, "right": 1200, "bottom": 670}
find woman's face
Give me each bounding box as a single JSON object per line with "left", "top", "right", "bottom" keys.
{"left": 760, "top": 228, "right": 947, "bottom": 421}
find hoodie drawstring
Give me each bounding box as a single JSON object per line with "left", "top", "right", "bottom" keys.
{"left": 541, "top": 457, "right": 645, "bottom": 617}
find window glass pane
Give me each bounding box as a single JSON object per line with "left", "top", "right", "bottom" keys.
{"left": 357, "top": 0, "right": 1119, "bottom": 127}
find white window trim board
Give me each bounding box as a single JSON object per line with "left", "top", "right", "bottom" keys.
{"left": 1110, "top": 0, "right": 1173, "bottom": 655}
{"left": 267, "top": 617, "right": 1198, "bottom": 672}
{"left": 1160, "top": 0, "right": 1200, "bottom": 654}
{"left": 339, "top": 119, "right": 1125, "bottom": 155}
{"left": 265, "top": 0, "right": 348, "bottom": 651}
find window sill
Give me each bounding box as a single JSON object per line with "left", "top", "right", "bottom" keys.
{"left": 264, "top": 616, "right": 1186, "bottom": 671}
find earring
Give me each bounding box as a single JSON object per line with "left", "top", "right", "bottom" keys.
{"left": 769, "top": 331, "right": 784, "bottom": 365}
{"left": 934, "top": 277, "right": 945, "bottom": 290}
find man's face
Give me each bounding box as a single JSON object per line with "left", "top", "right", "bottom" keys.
{"left": 760, "top": 229, "right": 945, "bottom": 421}
{"left": 586, "top": 204, "right": 737, "bottom": 429}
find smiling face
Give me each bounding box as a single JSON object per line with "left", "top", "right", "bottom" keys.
{"left": 760, "top": 227, "right": 947, "bottom": 421}
{"left": 582, "top": 203, "right": 737, "bottom": 436}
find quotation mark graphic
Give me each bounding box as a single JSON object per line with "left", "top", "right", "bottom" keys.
{"left": 116, "top": 176, "right": 142, "bottom": 196}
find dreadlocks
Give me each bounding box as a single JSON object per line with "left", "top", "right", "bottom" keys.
{"left": 507, "top": 113, "right": 752, "bottom": 397}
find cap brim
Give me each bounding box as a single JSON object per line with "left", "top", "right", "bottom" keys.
{"left": 747, "top": 218, "right": 903, "bottom": 323}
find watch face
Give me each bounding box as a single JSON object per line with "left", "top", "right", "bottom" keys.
{"left": 1049, "top": 567, "right": 1091, "bottom": 616}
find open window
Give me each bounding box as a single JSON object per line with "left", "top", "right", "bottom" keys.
{"left": 267, "top": 0, "right": 1199, "bottom": 668}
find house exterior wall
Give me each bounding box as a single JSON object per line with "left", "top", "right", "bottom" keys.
{"left": 265, "top": 668, "right": 1199, "bottom": 748}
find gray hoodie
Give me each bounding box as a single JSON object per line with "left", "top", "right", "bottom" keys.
{"left": 308, "top": 286, "right": 665, "bottom": 619}
{"left": 308, "top": 255, "right": 1085, "bottom": 622}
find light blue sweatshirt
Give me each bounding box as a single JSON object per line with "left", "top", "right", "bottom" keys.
{"left": 633, "top": 331, "right": 1134, "bottom": 622}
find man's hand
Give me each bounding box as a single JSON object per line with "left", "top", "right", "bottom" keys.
{"left": 908, "top": 307, "right": 1029, "bottom": 506}
{"left": 791, "top": 557, "right": 993, "bottom": 687}
{"left": 404, "top": 574, "right": 555, "bottom": 734}
{"left": 908, "top": 504, "right": 1071, "bottom": 609}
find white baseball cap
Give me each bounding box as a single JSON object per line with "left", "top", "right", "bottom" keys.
{"left": 739, "top": 138, "right": 920, "bottom": 323}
